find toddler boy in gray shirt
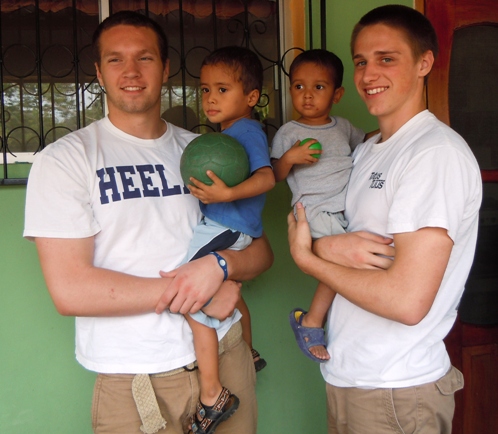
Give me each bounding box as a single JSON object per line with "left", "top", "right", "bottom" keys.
{"left": 271, "top": 49, "right": 368, "bottom": 362}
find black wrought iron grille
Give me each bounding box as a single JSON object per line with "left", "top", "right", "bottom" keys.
{"left": 133, "top": 0, "right": 284, "bottom": 136}
{"left": 1, "top": 0, "right": 102, "bottom": 184}
{"left": 1, "top": 0, "right": 297, "bottom": 185}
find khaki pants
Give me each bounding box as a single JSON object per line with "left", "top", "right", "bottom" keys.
{"left": 91, "top": 324, "right": 257, "bottom": 434}
{"left": 326, "top": 366, "right": 464, "bottom": 434}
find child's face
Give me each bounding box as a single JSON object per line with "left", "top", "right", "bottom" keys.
{"left": 290, "top": 63, "right": 344, "bottom": 125}
{"left": 200, "top": 64, "right": 259, "bottom": 130}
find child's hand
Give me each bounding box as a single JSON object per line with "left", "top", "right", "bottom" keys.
{"left": 284, "top": 139, "right": 322, "bottom": 165}
{"left": 187, "top": 170, "right": 232, "bottom": 204}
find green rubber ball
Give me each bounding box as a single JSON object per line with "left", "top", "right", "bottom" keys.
{"left": 300, "top": 138, "right": 322, "bottom": 159}
{"left": 180, "top": 132, "right": 250, "bottom": 186}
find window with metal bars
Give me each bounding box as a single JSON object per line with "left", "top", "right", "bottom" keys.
{"left": 1, "top": 0, "right": 292, "bottom": 185}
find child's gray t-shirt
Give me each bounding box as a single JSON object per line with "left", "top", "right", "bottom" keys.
{"left": 271, "top": 117, "right": 364, "bottom": 221}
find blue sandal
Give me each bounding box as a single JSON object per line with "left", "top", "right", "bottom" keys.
{"left": 289, "top": 308, "right": 328, "bottom": 363}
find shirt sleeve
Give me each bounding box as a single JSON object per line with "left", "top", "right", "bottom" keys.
{"left": 387, "top": 145, "right": 481, "bottom": 242}
{"left": 23, "top": 146, "right": 100, "bottom": 240}
{"left": 270, "top": 125, "right": 290, "bottom": 160}
{"left": 239, "top": 129, "right": 271, "bottom": 174}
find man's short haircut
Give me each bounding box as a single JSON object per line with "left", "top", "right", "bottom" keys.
{"left": 92, "top": 10, "right": 169, "bottom": 66}
{"left": 289, "top": 49, "right": 344, "bottom": 89}
{"left": 201, "top": 46, "right": 263, "bottom": 95}
{"left": 351, "top": 5, "right": 438, "bottom": 60}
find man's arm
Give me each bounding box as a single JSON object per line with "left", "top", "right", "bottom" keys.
{"left": 35, "top": 236, "right": 168, "bottom": 317}
{"left": 35, "top": 232, "right": 273, "bottom": 318}
{"left": 156, "top": 233, "right": 274, "bottom": 315}
{"left": 288, "top": 203, "right": 453, "bottom": 325}
{"left": 313, "top": 231, "right": 395, "bottom": 270}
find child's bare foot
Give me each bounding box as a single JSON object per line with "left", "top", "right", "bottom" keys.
{"left": 308, "top": 343, "right": 330, "bottom": 360}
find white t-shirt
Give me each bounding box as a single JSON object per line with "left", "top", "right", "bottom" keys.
{"left": 321, "top": 111, "right": 482, "bottom": 388}
{"left": 24, "top": 117, "right": 240, "bottom": 374}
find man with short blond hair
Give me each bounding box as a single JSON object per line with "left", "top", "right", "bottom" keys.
{"left": 288, "top": 5, "right": 481, "bottom": 433}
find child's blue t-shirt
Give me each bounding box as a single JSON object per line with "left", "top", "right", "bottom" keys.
{"left": 200, "top": 118, "right": 270, "bottom": 238}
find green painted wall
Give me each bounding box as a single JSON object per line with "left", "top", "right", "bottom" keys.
{"left": 0, "top": 1, "right": 410, "bottom": 432}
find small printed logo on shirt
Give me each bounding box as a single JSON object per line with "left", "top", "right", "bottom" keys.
{"left": 369, "top": 172, "right": 385, "bottom": 189}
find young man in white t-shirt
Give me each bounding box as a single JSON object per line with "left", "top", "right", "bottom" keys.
{"left": 24, "top": 11, "right": 272, "bottom": 434}
{"left": 287, "top": 5, "right": 481, "bottom": 433}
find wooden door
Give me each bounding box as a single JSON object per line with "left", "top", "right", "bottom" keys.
{"left": 423, "top": 2, "right": 498, "bottom": 434}
{"left": 424, "top": 0, "right": 498, "bottom": 125}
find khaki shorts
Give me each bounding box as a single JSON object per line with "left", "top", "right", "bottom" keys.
{"left": 326, "top": 366, "right": 464, "bottom": 434}
{"left": 91, "top": 322, "right": 257, "bottom": 434}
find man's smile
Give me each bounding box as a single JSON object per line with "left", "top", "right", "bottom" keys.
{"left": 366, "top": 87, "right": 388, "bottom": 95}
{"left": 121, "top": 86, "right": 145, "bottom": 91}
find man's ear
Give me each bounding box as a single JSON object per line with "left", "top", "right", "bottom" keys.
{"left": 247, "top": 89, "right": 260, "bottom": 108}
{"left": 162, "top": 59, "right": 170, "bottom": 84}
{"left": 95, "top": 62, "right": 104, "bottom": 87}
{"left": 419, "top": 50, "right": 435, "bottom": 78}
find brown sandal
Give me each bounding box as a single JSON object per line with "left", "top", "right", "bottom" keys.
{"left": 251, "top": 348, "right": 267, "bottom": 372}
{"left": 189, "top": 387, "right": 239, "bottom": 434}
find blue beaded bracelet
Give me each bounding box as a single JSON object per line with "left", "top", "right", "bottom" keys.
{"left": 209, "top": 251, "right": 228, "bottom": 281}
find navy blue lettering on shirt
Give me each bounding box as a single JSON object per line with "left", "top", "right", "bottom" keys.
{"left": 369, "top": 172, "right": 385, "bottom": 189}
{"left": 117, "top": 166, "right": 141, "bottom": 199}
{"left": 97, "top": 164, "right": 189, "bottom": 204}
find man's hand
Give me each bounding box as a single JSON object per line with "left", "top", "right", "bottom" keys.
{"left": 314, "top": 231, "right": 395, "bottom": 270}
{"left": 288, "top": 202, "right": 395, "bottom": 271}
{"left": 155, "top": 254, "right": 224, "bottom": 314}
{"left": 156, "top": 233, "right": 273, "bottom": 316}
{"left": 187, "top": 171, "right": 232, "bottom": 204}
{"left": 287, "top": 202, "right": 315, "bottom": 269}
